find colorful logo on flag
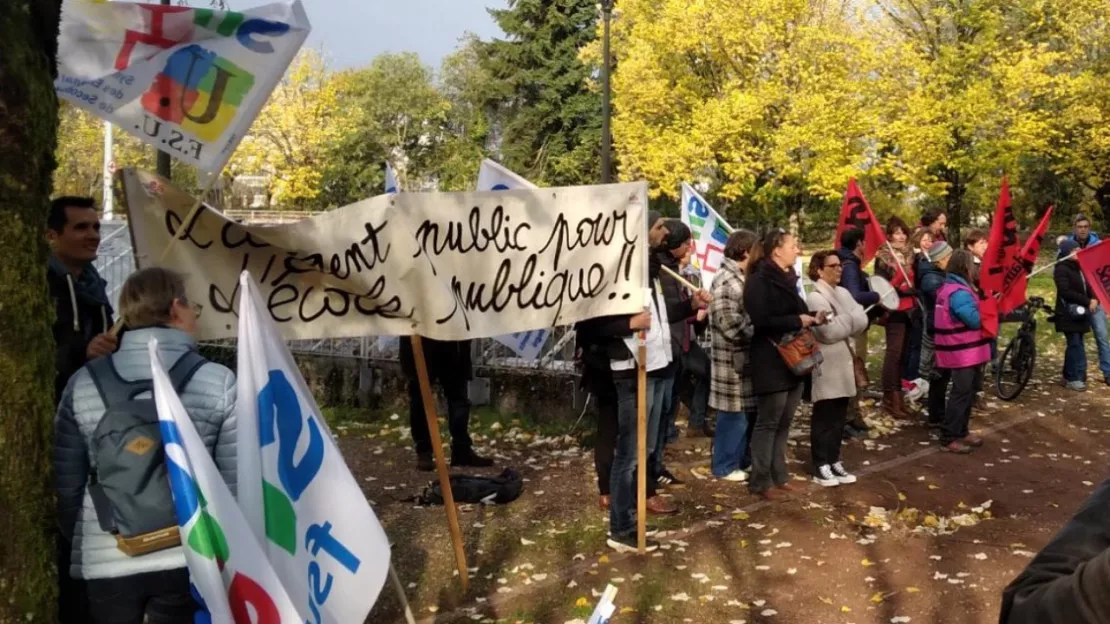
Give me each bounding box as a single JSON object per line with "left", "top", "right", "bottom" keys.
{"left": 142, "top": 46, "right": 256, "bottom": 142}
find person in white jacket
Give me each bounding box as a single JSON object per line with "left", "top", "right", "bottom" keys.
{"left": 805, "top": 250, "right": 869, "bottom": 487}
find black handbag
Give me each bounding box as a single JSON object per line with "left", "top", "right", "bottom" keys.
{"left": 682, "top": 341, "right": 710, "bottom": 379}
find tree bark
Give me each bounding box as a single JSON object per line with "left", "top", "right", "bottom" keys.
{"left": 0, "top": 0, "right": 64, "bottom": 620}
{"left": 943, "top": 167, "right": 965, "bottom": 245}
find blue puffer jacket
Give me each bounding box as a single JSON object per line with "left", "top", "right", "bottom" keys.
{"left": 945, "top": 274, "right": 982, "bottom": 330}
{"left": 53, "top": 327, "right": 237, "bottom": 580}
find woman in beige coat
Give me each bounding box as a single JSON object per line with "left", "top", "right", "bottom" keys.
{"left": 805, "top": 250, "right": 869, "bottom": 487}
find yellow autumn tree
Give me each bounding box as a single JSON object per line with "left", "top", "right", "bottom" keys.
{"left": 229, "top": 48, "right": 352, "bottom": 209}
{"left": 608, "top": 0, "right": 886, "bottom": 221}
{"left": 53, "top": 103, "right": 153, "bottom": 199}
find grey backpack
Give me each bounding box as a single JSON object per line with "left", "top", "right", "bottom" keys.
{"left": 85, "top": 350, "right": 207, "bottom": 556}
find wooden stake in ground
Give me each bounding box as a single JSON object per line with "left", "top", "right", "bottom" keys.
{"left": 636, "top": 336, "right": 648, "bottom": 554}
{"left": 410, "top": 335, "right": 470, "bottom": 592}
{"left": 108, "top": 171, "right": 221, "bottom": 337}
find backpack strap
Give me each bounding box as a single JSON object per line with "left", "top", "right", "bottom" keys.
{"left": 86, "top": 356, "right": 150, "bottom": 410}
{"left": 166, "top": 350, "right": 208, "bottom": 395}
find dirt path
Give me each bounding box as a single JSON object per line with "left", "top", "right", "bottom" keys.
{"left": 351, "top": 368, "right": 1110, "bottom": 624}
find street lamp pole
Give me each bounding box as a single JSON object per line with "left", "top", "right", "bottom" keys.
{"left": 156, "top": 0, "right": 172, "bottom": 180}
{"left": 600, "top": 0, "right": 613, "bottom": 184}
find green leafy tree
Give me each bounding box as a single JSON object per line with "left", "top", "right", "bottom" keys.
{"left": 433, "top": 34, "right": 496, "bottom": 191}
{"left": 481, "top": 0, "right": 603, "bottom": 186}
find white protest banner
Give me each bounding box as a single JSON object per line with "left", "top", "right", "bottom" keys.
{"left": 680, "top": 183, "right": 733, "bottom": 288}
{"left": 149, "top": 339, "right": 302, "bottom": 623}
{"left": 55, "top": 0, "right": 310, "bottom": 172}
{"left": 123, "top": 169, "right": 648, "bottom": 341}
{"left": 375, "top": 163, "right": 403, "bottom": 353}
{"left": 476, "top": 159, "right": 551, "bottom": 361}
{"left": 235, "top": 273, "right": 390, "bottom": 622}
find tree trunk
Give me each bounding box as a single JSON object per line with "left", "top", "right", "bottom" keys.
{"left": 0, "top": 0, "right": 64, "bottom": 620}
{"left": 1096, "top": 180, "right": 1110, "bottom": 233}
{"left": 943, "top": 168, "right": 965, "bottom": 245}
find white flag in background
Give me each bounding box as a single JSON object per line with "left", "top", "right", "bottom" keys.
{"left": 476, "top": 159, "right": 551, "bottom": 361}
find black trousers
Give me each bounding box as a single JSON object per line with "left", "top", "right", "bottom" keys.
{"left": 406, "top": 375, "right": 472, "bottom": 455}
{"left": 56, "top": 534, "right": 89, "bottom": 624}
{"left": 86, "top": 568, "right": 196, "bottom": 624}
{"left": 929, "top": 366, "right": 981, "bottom": 444}
{"left": 811, "top": 397, "right": 850, "bottom": 471}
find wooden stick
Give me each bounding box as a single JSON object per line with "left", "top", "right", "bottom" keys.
{"left": 1027, "top": 252, "right": 1076, "bottom": 279}
{"left": 659, "top": 264, "right": 699, "bottom": 293}
{"left": 410, "top": 335, "right": 470, "bottom": 592}
{"left": 388, "top": 563, "right": 417, "bottom": 624}
{"left": 883, "top": 240, "right": 925, "bottom": 312}
{"left": 636, "top": 336, "right": 648, "bottom": 554}
{"left": 108, "top": 172, "right": 221, "bottom": 337}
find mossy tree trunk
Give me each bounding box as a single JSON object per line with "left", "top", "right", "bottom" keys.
{"left": 0, "top": 0, "right": 64, "bottom": 620}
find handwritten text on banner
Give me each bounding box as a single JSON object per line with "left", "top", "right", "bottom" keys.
{"left": 124, "top": 169, "right": 648, "bottom": 341}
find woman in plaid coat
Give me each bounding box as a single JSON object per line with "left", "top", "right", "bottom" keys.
{"left": 709, "top": 230, "right": 760, "bottom": 481}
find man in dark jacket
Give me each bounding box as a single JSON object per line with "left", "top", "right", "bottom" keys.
{"left": 837, "top": 227, "right": 879, "bottom": 436}
{"left": 400, "top": 337, "right": 493, "bottom": 470}
{"left": 999, "top": 474, "right": 1110, "bottom": 623}
{"left": 46, "top": 196, "right": 115, "bottom": 624}
{"left": 47, "top": 197, "right": 116, "bottom": 405}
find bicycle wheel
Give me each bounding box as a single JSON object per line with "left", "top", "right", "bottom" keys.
{"left": 995, "top": 332, "right": 1036, "bottom": 401}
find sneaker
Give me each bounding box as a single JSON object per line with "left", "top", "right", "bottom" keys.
{"left": 718, "top": 470, "right": 748, "bottom": 482}
{"left": 607, "top": 526, "right": 661, "bottom": 538}
{"left": 813, "top": 465, "right": 839, "bottom": 488}
{"left": 831, "top": 462, "right": 858, "bottom": 484}
{"left": 657, "top": 468, "right": 684, "bottom": 487}
{"left": 1066, "top": 380, "right": 1087, "bottom": 392}
{"left": 416, "top": 452, "right": 435, "bottom": 472}
{"left": 451, "top": 450, "right": 494, "bottom": 468}
{"left": 606, "top": 533, "right": 660, "bottom": 553}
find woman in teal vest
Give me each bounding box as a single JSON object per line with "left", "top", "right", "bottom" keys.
{"left": 932, "top": 250, "right": 992, "bottom": 454}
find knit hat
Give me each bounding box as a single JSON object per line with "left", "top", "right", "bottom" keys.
{"left": 663, "top": 220, "right": 692, "bottom": 250}
{"left": 927, "top": 240, "right": 953, "bottom": 263}
{"left": 1058, "top": 238, "right": 1081, "bottom": 260}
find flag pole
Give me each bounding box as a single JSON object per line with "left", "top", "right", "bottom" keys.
{"left": 1027, "top": 252, "right": 1077, "bottom": 280}
{"left": 410, "top": 335, "right": 470, "bottom": 592}
{"left": 388, "top": 563, "right": 417, "bottom": 624}
{"left": 108, "top": 170, "right": 222, "bottom": 337}
{"left": 636, "top": 335, "right": 648, "bottom": 554}
{"left": 883, "top": 240, "right": 924, "bottom": 313}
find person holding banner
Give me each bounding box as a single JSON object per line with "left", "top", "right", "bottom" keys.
{"left": 53, "top": 268, "right": 237, "bottom": 624}
{"left": 1054, "top": 239, "right": 1095, "bottom": 392}
{"left": 400, "top": 338, "right": 493, "bottom": 471}
{"left": 931, "top": 250, "right": 990, "bottom": 453}
{"left": 836, "top": 227, "right": 880, "bottom": 437}
{"left": 874, "top": 217, "right": 917, "bottom": 418}
{"left": 744, "top": 230, "right": 827, "bottom": 500}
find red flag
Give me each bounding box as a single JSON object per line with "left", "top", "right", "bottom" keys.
{"left": 835, "top": 179, "right": 887, "bottom": 265}
{"left": 998, "top": 206, "right": 1054, "bottom": 314}
{"left": 1077, "top": 240, "right": 1110, "bottom": 312}
{"left": 979, "top": 291, "right": 1000, "bottom": 338}
{"left": 981, "top": 178, "right": 1021, "bottom": 296}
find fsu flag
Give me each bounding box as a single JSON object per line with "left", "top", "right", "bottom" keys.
{"left": 998, "top": 206, "right": 1054, "bottom": 314}
{"left": 835, "top": 179, "right": 886, "bottom": 266}
{"left": 1077, "top": 241, "right": 1110, "bottom": 312}
{"left": 981, "top": 179, "right": 1021, "bottom": 296}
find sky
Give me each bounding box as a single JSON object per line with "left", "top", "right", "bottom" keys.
{"left": 298, "top": 0, "right": 508, "bottom": 70}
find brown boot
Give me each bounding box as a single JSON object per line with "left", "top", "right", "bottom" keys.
{"left": 881, "top": 392, "right": 908, "bottom": 418}
{"left": 758, "top": 488, "right": 790, "bottom": 502}
{"left": 646, "top": 495, "right": 678, "bottom": 515}
{"left": 891, "top": 391, "right": 912, "bottom": 418}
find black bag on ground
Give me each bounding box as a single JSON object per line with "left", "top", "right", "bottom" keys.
{"left": 85, "top": 350, "right": 208, "bottom": 556}
{"left": 417, "top": 468, "right": 524, "bottom": 505}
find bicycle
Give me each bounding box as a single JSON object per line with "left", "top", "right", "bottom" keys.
{"left": 994, "top": 296, "right": 1054, "bottom": 401}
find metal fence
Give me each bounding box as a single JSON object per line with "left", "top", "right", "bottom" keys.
{"left": 93, "top": 218, "right": 578, "bottom": 373}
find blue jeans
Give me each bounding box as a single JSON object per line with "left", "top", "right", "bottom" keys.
{"left": 1063, "top": 332, "right": 1088, "bottom": 383}
{"left": 650, "top": 376, "right": 673, "bottom": 476}
{"left": 610, "top": 376, "right": 667, "bottom": 538}
{"left": 1090, "top": 307, "right": 1110, "bottom": 377}
{"left": 712, "top": 410, "right": 752, "bottom": 477}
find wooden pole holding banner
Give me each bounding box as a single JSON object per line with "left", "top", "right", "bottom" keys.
{"left": 108, "top": 171, "right": 222, "bottom": 337}
{"left": 659, "top": 264, "right": 699, "bottom": 293}
{"left": 883, "top": 240, "right": 925, "bottom": 313}
{"left": 409, "top": 335, "right": 470, "bottom": 592}
{"left": 636, "top": 336, "right": 648, "bottom": 553}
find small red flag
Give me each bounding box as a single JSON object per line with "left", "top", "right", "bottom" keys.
{"left": 981, "top": 178, "right": 1021, "bottom": 296}
{"left": 835, "top": 179, "right": 887, "bottom": 266}
{"left": 998, "top": 206, "right": 1054, "bottom": 314}
{"left": 1077, "top": 240, "right": 1110, "bottom": 312}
